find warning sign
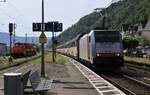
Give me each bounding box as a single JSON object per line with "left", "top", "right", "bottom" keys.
{"left": 39, "top": 32, "right": 47, "bottom": 43}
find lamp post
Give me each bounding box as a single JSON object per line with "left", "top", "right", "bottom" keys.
{"left": 41, "top": 0, "right": 45, "bottom": 77}
{"left": 52, "top": 22, "right": 55, "bottom": 62}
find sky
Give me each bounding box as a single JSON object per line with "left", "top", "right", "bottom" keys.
{"left": 0, "top": 0, "right": 112, "bottom": 37}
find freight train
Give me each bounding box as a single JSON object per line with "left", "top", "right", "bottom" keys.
{"left": 12, "top": 42, "right": 37, "bottom": 58}
{"left": 57, "top": 30, "right": 124, "bottom": 69}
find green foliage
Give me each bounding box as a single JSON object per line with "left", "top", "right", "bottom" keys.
{"left": 136, "top": 36, "right": 150, "bottom": 46}
{"left": 124, "top": 56, "right": 150, "bottom": 65}
{"left": 123, "top": 36, "right": 139, "bottom": 49}
{"left": 56, "top": 0, "right": 150, "bottom": 44}
{"left": 55, "top": 54, "right": 66, "bottom": 64}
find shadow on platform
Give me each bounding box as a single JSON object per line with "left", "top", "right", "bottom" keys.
{"left": 53, "top": 80, "right": 94, "bottom": 90}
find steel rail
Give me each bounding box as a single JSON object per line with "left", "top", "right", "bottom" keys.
{"left": 123, "top": 75, "right": 150, "bottom": 89}
{"left": 101, "top": 74, "right": 136, "bottom": 95}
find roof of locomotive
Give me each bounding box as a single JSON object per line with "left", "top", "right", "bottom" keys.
{"left": 57, "top": 33, "right": 85, "bottom": 48}
{"left": 91, "top": 29, "right": 119, "bottom": 32}
{"left": 14, "top": 42, "right": 35, "bottom": 45}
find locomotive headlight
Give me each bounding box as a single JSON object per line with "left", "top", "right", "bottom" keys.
{"left": 116, "top": 53, "right": 120, "bottom": 56}
{"left": 96, "top": 53, "right": 101, "bottom": 56}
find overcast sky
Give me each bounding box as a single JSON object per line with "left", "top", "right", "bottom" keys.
{"left": 0, "top": 0, "right": 111, "bottom": 37}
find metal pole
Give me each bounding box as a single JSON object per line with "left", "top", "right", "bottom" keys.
{"left": 52, "top": 23, "right": 55, "bottom": 62}
{"left": 54, "top": 32, "right": 56, "bottom": 58}
{"left": 10, "top": 34, "right": 12, "bottom": 56}
{"left": 13, "top": 23, "right": 16, "bottom": 44}
{"left": 9, "top": 32, "right": 12, "bottom": 62}
{"left": 25, "top": 33, "right": 27, "bottom": 43}
{"left": 41, "top": 0, "right": 45, "bottom": 77}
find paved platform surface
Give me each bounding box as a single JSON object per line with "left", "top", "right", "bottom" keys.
{"left": 0, "top": 56, "right": 99, "bottom": 95}
{"left": 47, "top": 58, "right": 99, "bottom": 95}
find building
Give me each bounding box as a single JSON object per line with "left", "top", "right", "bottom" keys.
{"left": 0, "top": 43, "right": 7, "bottom": 56}
{"left": 138, "top": 21, "right": 150, "bottom": 40}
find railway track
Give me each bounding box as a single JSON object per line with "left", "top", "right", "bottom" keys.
{"left": 125, "top": 62, "right": 150, "bottom": 77}
{"left": 122, "top": 66, "right": 150, "bottom": 83}
{"left": 0, "top": 56, "right": 40, "bottom": 91}
{"left": 0, "top": 51, "right": 49, "bottom": 71}
{"left": 0, "top": 52, "right": 50, "bottom": 77}
{"left": 99, "top": 70, "right": 150, "bottom": 95}
{"left": 100, "top": 74, "right": 136, "bottom": 95}
{"left": 0, "top": 55, "right": 41, "bottom": 71}
{"left": 0, "top": 54, "right": 43, "bottom": 78}
{"left": 74, "top": 58, "right": 150, "bottom": 94}
{"left": 61, "top": 54, "right": 150, "bottom": 94}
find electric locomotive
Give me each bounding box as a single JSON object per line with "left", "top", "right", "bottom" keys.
{"left": 79, "top": 30, "right": 124, "bottom": 69}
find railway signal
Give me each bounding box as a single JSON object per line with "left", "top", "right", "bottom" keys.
{"left": 9, "top": 23, "right": 14, "bottom": 62}
{"left": 9, "top": 23, "right": 13, "bottom": 35}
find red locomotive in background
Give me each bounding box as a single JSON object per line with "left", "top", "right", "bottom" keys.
{"left": 12, "top": 42, "right": 37, "bottom": 57}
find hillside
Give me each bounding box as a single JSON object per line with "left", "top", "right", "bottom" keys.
{"left": 57, "top": 0, "right": 150, "bottom": 44}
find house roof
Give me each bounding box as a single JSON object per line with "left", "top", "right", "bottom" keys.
{"left": 0, "top": 43, "right": 6, "bottom": 45}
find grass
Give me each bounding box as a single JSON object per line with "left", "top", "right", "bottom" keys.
{"left": 47, "top": 53, "right": 66, "bottom": 64}
{"left": 0, "top": 56, "right": 13, "bottom": 69}
{"left": 124, "top": 56, "right": 150, "bottom": 65}
{"left": 0, "top": 52, "right": 66, "bottom": 70}
{"left": 0, "top": 56, "right": 9, "bottom": 63}
{"left": 0, "top": 53, "right": 41, "bottom": 69}
{"left": 31, "top": 53, "right": 66, "bottom": 65}
{"left": 55, "top": 54, "right": 66, "bottom": 64}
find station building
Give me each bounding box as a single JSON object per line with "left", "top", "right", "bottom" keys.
{"left": 0, "top": 43, "right": 7, "bottom": 56}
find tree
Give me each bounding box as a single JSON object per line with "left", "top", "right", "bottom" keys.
{"left": 123, "top": 36, "right": 139, "bottom": 49}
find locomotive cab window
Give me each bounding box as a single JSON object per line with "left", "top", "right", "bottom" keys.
{"left": 89, "top": 36, "right": 91, "bottom": 42}
{"left": 95, "top": 31, "right": 120, "bottom": 42}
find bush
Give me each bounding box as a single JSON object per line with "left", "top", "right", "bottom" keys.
{"left": 123, "top": 36, "right": 139, "bottom": 49}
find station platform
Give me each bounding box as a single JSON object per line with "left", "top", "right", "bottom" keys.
{"left": 0, "top": 55, "right": 125, "bottom": 95}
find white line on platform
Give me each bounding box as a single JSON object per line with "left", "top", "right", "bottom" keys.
{"left": 97, "top": 86, "right": 112, "bottom": 89}
{"left": 144, "top": 77, "right": 150, "bottom": 81}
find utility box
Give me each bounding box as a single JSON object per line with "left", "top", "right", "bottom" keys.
{"left": 4, "top": 73, "right": 23, "bottom": 95}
